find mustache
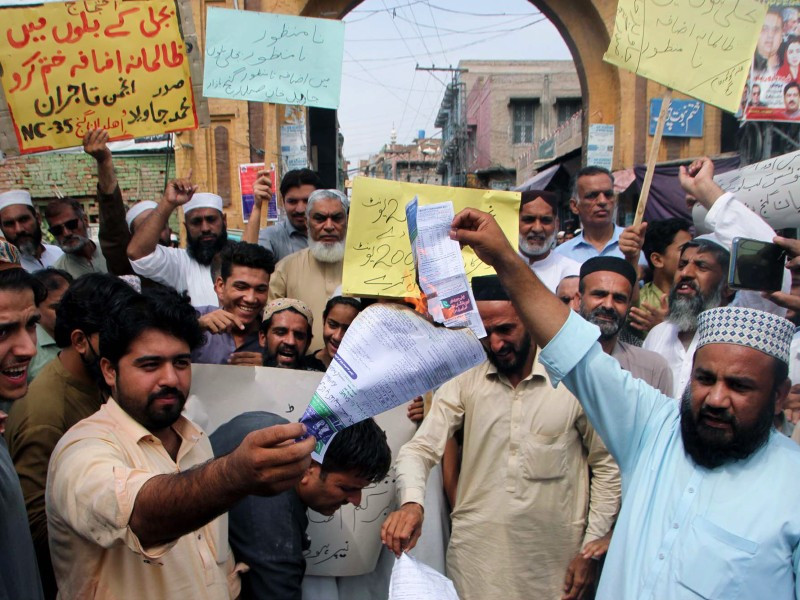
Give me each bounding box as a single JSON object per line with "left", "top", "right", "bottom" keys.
{"left": 698, "top": 405, "right": 736, "bottom": 425}
{"left": 590, "top": 306, "right": 621, "bottom": 320}
{"left": 675, "top": 278, "right": 700, "bottom": 292}
{"left": 147, "top": 386, "right": 186, "bottom": 404}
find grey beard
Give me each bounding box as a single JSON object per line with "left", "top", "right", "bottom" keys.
{"left": 309, "top": 239, "right": 345, "bottom": 263}
{"left": 17, "top": 238, "right": 38, "bottom": 256}
{"left": 518, "top": 233, "right": 555, "bottom": 258}
{"left": 667, "top": 282, "right": 724, "bottom": 333}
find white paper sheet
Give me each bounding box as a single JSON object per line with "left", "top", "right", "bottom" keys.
{"left": 406, "top": 197, "right": 486, "bottom": 338}
{"left": 388, "top": 554, "right": 459, "bottom": 600}
{"left": 183, "top": 363, "right": 419, "bottom": 577}
{"left": 299, "top": 303, "right": 485, "bottom": 460}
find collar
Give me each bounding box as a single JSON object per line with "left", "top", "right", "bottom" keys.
{"left": 36, "top": 324, "right": 56, "bottom": 347}
{"left": 572, "top": 224, "right": 622, "bottom": 249}
{"left": 52, "top": 354, "right": 102, "bottom": 398}
{"left": 484, "top": 348, "right": 547, "bottom": 385}
{"left": 104, "top": 396, "right": 203, "bottom": 445}
{"left": 282, "top": 217, "right": 306, "bottom": 237}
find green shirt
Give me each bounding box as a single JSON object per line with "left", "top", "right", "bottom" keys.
{"left": 638, "top": 281, "right": 665, "bottom": 310}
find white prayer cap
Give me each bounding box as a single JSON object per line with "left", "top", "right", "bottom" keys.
{"left": 183, "top": 192, "right": 223, "bottom": 215}
{"left": 125, "top": 200, "right": 158, "bottom": 231}
{"left": 697, "top": 306, "right": 794, "bottom": 365}
{"left": 0, "top": 190, "right": 33, "bottom": 212}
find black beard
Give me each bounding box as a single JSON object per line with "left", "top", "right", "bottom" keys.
{"left": 263, "top": 352, "right": 306, "bottom": 370}
{"left": 486, "top": 334, "right": 532, "bottom": 375}
{"left": 186, "top": 226, "right": 228, "bottom": 266}
{"left": 79, "top": 344, "right": 108, "bottom": 394}
{"left": 679, "top": 386, "right": 774, "bottom": 469}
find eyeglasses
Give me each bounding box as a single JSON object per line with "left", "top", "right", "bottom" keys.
{"left": 582, "top": 190, "right": 615, "bottom": 201}
{"left": 187, "top": 214, "right": 220, "bottom": 227}
{"left": 49, "top": 218, "right": 81, "bottom": 237}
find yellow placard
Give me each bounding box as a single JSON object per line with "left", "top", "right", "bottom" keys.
{"left": 343, "top": 177, "right": 520, "bottom": 299}
{"left": 603, "top": 0, "right": 766, "bottom": 113}
{"left": 0, "top": 0, "right": 197, "bottom": 153}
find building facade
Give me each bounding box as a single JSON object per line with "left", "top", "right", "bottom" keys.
{"left": 359, "top": 134, "right": 442, "bottom": 185}
{"left": 435, "top": 60, "right": 581, "bottom": 189}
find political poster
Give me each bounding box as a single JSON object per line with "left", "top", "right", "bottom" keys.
{"left": 741, "top": 4, "right": 800, "bottom": 122}
{"left": 239, "top": 163, "right": 277, "bottom": 223}
{"left": 203, "top": 8, "right": 345, "bottom": 110}
{"left": 603, "top": 0, "right": 766, "bottom": 113}
{"left": 0, "top": 0, "right": 198, "bottom": 153}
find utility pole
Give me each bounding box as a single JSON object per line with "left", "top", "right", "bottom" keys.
{"left": 416, "top": 65, "right": 469, "bottom": 187}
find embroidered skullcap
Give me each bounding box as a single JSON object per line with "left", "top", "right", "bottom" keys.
{"left": 691, "top": 233, "right": 728, "bottom": 252}
{"left": 471, "top": 274, "right": 509, "bottom": 301}
{"left": 696, "top": 306, "right": 794, "bottom": 365}
{"left": 125, "top": 201, "right": 158, "bottom": 231}
{"left": 580, "top": 256, "right": 638, "bottom": 288}
{"left": 0, "top": 190, "right": 33, "bottom": 212}
{"left": 0, "top": 240, "right": 21, "bottom": 271}
{"left": 117, "top": 274, "right": 142, "bottom": 293}
{"left": 262, "top": 298, "right": 314, "bottom": 327}
{"left": 183, "top": 192, "right": 223, "bottom": 215}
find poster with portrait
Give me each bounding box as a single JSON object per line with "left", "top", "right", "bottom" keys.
{"left": 741, "top": 4, "right": 800, "bottom": 122}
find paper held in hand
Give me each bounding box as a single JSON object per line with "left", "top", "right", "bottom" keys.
{"left": 299, "top": 303, "right": 485, "bottom": 461}
{"left": 389, "top": 554, "right": 459, "bottom": 600}
{"left": 406, "top": 197, "right": 486, "bottom": 339}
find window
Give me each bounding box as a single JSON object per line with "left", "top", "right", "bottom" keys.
{"left": 214, "top": 126, "right": 232, "bottom": 206}
{"left": 556, "top": 98, "right": 582, "bottom": 126}
{"left": 511, "top": 101, "right": 535, "bottom": 144}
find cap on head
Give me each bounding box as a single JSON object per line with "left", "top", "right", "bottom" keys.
{"left": 0, "top": 240, "right": 21, "bottom": 271}
{"left": 183, "top": 192, "right": 223, "bottom": 215}
{"left": 0, "top": 190, "right": 33, "bottom": 212}
{"left": 471, "top": 274, "right": 509, "bottom": 301}
{"left": 262, "top": 297, "right": 314, "bottom": 327}
{"left": 520, "top": 189, "right": 558, "bottom": 212}
{"left": 125, "top": 200, "right": 158, "bottom": 231}
{"left": 580, "top": 256, "right": 638, "bottom": 288}
{"left": 697, "top": 306, "right": 794, "bottom": 366}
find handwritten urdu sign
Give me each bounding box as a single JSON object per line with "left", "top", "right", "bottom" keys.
{"left": 342, "top": 178, "right": 519, "bottom": 299}
{"left": 0, "top": 0, "right": 197, "bottom": 153}
{"left": 203, "top": 8, "right": 345, "bottom": 110}
{"left": 603, "top": 0, "right": 766, "bottom": 112}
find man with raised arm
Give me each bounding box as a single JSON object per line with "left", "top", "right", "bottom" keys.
{"left": 439, "top": 187, "right": 800, "bottom": 599}
{"left": 127, "top": 177, "right": 226, "bottom": 307}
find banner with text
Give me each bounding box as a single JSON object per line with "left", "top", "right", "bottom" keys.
{"left": 203, "top": 8, "right": 344, "bottom": 109}
{"left": 741, "top": 4, "right": 800, "bottom": 123}
{"left": 342, "top": 177, "right": 520, "bottom": 299}
{"left": 603, "top": 0, "right": 766, "bottom": 113}
{"left": 0, "top": 0, "right": 197, "bottom": 153}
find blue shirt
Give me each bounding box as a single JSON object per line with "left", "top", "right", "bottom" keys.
{"left": 192, "top": 305, "right": 262, "bottom": 365}
{"left": 257, "top": 218, "right": 307, "bottom": 263}
{"left": 540, "top": 311, "right": 800, "bottom": 600}
{"left": 554, "top": 225, "right": 646, "bottom": 266}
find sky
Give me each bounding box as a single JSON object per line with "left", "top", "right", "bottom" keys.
{"left": 338, "top": 0, "right": 573, "bottom": 171}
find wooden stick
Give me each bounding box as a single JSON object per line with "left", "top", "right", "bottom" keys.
{"left": 634, "top": 88, "right": 673, "bottom": 226}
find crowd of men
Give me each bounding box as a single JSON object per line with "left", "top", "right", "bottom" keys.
{"left": 2, "top": 127, "right": 800, "bottom": 600}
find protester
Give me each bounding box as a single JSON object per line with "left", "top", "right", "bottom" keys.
{"left": 382, "top": 274, "right": 620, "bottom": 600}
{"left": 43, "top": 197, "right": 107, "bottom": 279}
{"left": 447, "top": 202, "right": 800, "bottom": 600}
{"left": 194, "top": 242, "right": 275, "bottom": 366}
{"left": 517, "top": 189, "right": 580, "bottom": 292}
{"left": 578, "top": 257, "right": 672, "bottom": 395}
{"left": 128, "top": 176, "right": 225, "bottom": 307}
{"left": 269, "top": 189, "right": 348, "bottom": 351}
{"left": 27, "top": 268, "right": 72, "bottom": 381}
{"left": 0, "top": 264, "right": 46, "bottom": 600}
{"left": 260, "top": 298, "right": 319, "bottom": 370}
{"left": 126, "top": 200, "right": 171, "bottom": 245}
{"left": 305, "top": 295, "right": 361, "bottom": 370}
{"left": 0, "top": 190, "right": 63, "bottom": 272}
{"left": 628, "top": 218, "right": 692, "bottom": 334}
{"left": 555, "top": 166, "right": 645, "bottom": 270}
{"left": 644, "top": 157, "right": 789, "bottom": 396}
{"left": 243, "top": 168, "right": 322, "bottom": 262}
{"left": 46, "top": 287, "right": 316, "bottom": 599}
{"left": 6, "top": 273, "right": 136, "bottom": 598}
{"left": 556, "top": 274, "right": 580, "bottom": 309}
{"left": 211, "top": 412, "right": 391, "bottom": 600}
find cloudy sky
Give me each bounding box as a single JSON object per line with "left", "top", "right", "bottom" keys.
{"left": 338, "top": 0, "right": 573, "bottom": 170}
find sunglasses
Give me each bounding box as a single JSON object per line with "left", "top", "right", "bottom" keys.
{"left": 49, "top": 218, "right": 81, "bottom": 237}
{"left": 583, "top": 190, "right": 615, "bottom": 201}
